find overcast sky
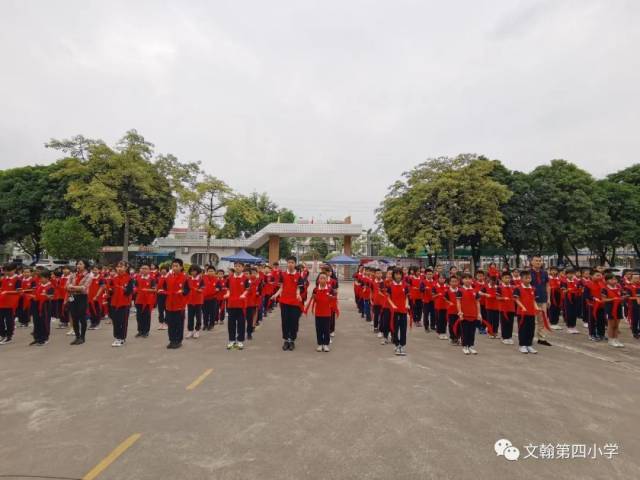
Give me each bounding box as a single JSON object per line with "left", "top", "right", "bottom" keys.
{"left": 1, "top": 0, "right": 639, "bottom": 228}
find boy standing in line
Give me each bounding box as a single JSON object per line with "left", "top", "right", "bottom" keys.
{"left": 164, "top": 259, "right": 190, "bottom": 349}
{"left": 273, "top": 256, "right": 305, "bottom": 351}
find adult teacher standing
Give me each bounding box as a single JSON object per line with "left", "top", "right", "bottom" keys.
{"left": 66, "top": 260, "right": 92, "bottom": 345}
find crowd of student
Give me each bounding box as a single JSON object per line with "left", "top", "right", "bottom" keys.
{"left": 0, "top": 256, "right": 339, "bottom": 352}
{"left": 353, "top": 255, "right": 640, "bottom": 355}
{"left": 0, "top": 254, "right": 637, "bottom": 357}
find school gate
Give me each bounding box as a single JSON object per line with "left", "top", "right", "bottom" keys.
{"left": 153, "top": 221, "right": 362, "bottom": 266}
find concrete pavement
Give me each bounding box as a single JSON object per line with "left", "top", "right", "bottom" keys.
{"left": 0, "top": 286, "right": 639, "bottom": 479}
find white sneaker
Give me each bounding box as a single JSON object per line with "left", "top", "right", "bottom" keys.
{"left": 330, "top": 332, "right": 335, "bottom": 337}
{"left": 0, "top": 336, "right": 5, "bottom": 343}
{"left": 377, "top": 332, "right": 383, "bottom": 338}
{"left": 236, "top": 342, "right": 244, "bottom": 350}
{"left": 519, "top": 346, "right": 529, "bottom": 354}
{"left": 380, "top": 338, "right": 388, "bottom": 345}
{"left": 226, "top": 342, "right": 234, "bottom": 350}
{"left": 439, "top": 334, "right": 448, "bottom": 340}
{"left": 550, "top": 325, "right": 563, "bottom": 330}
{"left": 66, "top": 329, "right": 75, "bottom": 336}
{"left": 462, "top": 346, "right": 470, "bottom": 355}
{"left": 316, "top": 345, "right": 323, "bottom": 352}
{"left": 616, "top": 340, "right": 625, "bottom": 348}
{"left": 0, "top": 337, "right": 12, "bottom": 345}
{"left": 111, "top": 339, "right": 123, "bottom": 347}
{"left": 527, "top": 346, "right": 538, "bottom": 354}
{"left": 193, "top": 331, "right": 200, "bottom": 339}
{"left": 186, "top": 331, "right": 194, "bottom": 338}
{"left": 399, "top": 346, "right": 407, "bottom": 356}
{"left": 611, "top": 339, "right": 624, "bottom": 348}
{"left": 323, "top": 345, "right": 330, "bottom": 352}
{"left": 567, "top": 328, "right": 579, "bottom": 334}
{"left": 394, "top": 346, "right": 401, "bottom": 355}
{"left": 469, "top": 347, "right": 478, "bottom": 355}
{"left": 582, "top": 322, "right": 589, "bottom": 328}
{"left": 502, "top": 338, "right": 514, "bottom": 345}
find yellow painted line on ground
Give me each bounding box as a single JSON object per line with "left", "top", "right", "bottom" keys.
{"left": 186, "top": 368, "right": 214, "bottom": 391}
{"left": 82, "top": 433, "right": 141, "bottom": 480}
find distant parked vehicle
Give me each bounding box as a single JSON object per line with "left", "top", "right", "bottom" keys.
{"left": 33, "top": 259, "right": 73, "bottom": 270}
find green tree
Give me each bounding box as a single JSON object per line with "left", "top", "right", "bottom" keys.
{"left": 378, "top": 154, "right": 510, "bottom": 267}
{"left": 0, "top": 164, "right": 73, "bottom": 261}
{"left": 50, "top": 130, "right": 177, "bottom": 261}
{"left": 607, "top": 165, "right": 640, "bottom": 258}
{"left": 528, "top": 160, "right": 596, "bottom": 265}
{"left": 41, "top": 217, "right": 101, "bottom": 260}
{"left": 185, "top": 175, "right": 233, "bottom": 263}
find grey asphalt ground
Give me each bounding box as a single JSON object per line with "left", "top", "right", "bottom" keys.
{"left": 1, "top": 285, "right": 639, "bottom": 480}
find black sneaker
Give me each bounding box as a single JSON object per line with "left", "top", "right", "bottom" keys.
{"left": 173, "top": 342, "right": 182, "bottom": 349}
{"left": 29, "top": 340, "right": 39, "bottom": 346}
{"left": 141, "top": 333, "right": 149, "bottom": 338}
{"left": 70, "top": 338, "right": 80, "bottom": 345}
{"left": 36, "top": 341, "right": 46, "bottom": 346}
{"left": 282, "top": 341, "right": 290, "bottom": 351}
{"left": 289, "top": 341, "right": 296, "bottom": 351}
{"left": 537, "top": 339, "right": 552, "bottom": 346}
{"left": 247, "top": 333, "right": 253, "bottom": 340}
{"left": 135, "top": 333, "right": 143, "bottom": 338}
{"left": 167, "top": 343, "right": 175, "bottom": 349}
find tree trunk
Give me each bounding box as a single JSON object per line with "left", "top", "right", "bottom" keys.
{"left": 122, "top": 212, "right": 129, "bottom": 262}
{"left": 555, "top": 238, "right": 565, "bottom": 267}
{"left": 633, "top": 242, "right": 640, "bottom": 259}
{"left": 610, "top": 246, "right": 617, "bottom": 266}
{"left": 448, "top": 238, "right": 455, "bottom": 261}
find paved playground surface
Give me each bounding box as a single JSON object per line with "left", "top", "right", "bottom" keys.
{"left": 1, "top": 287, "right": 638, "bottom": 480}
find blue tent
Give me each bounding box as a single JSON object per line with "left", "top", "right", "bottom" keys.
{"left": 221, "top": 249, "right": 265, "bottom": 264}
{"left": 327, "top": 254, "right": 360, "bottom": 265}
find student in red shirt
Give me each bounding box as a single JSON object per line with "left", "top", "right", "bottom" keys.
{"left": 30, "top": 269, "right": 54, "bottom": 346}
{"left": 479, "top": 275, "right": 500, "bottom": 339}
{"left": 245, "top": 267, "right": 262, "bottom": 340}
{"left": 445, "top": 276, "right": 461, "bottom": 344}
{"left": 371, "top": 269, "right": 386, "bottom": 335}
{"left": 513, "top": 271, "right": 541, "bottom": 354}
{"left": 496, "top": 272, "right": 516, "bottom": 345}
{"left": 134, "top": 264, "right": 157, "bottom": 338}
{"left": 156, "top": 266, "right": 169, "bottom": 331}
{"left": 421, "top": 268, "right": 436, "bottom": 332}
{"left": 273, "top": 256, "right": 305, "bottom": 351}
{"left": 386, "top": 267, "right": 409, "bottom": 356}
{"left": 186, "top": 265, "right": 205, "bottom": 339}
{"left": 457, "top": 273, "right": 482, "bottom": 354}
{"left": 225, "top": 262, "right": 249, "bottom": 350}
{"left": 53, "top": 266, "right": 71, "bottom": 329}
{"left": 0, "top": 264, "right": 22, "bottom": 344}
{"left": 66, "top": 260, "right": 93, "bottom": 345}
{"left": 407, "top": 266, "right": 423, "bottom": 328}
{"left": 432, "top": 274, "right": 449, "bottom": 340}
{"left": 548, "top": 266, "right": 563, "bottom": 330}
{"left": 562, "top": 268, "right": 581, "bottom": 334}
{"left": 473, "top": 270, "right": 488, "bottom": 335}
{"left": 18, "top": 267, "right": 37, "bottom": 328}
{"left": 202, "top": 265, "right": 218, "bottom": 331}
{"left": 215, "top": 269, "right": 227, "bottom": 325}
{"left": 306, "top": 272, "right": 337, "bottom": 352}
{"left": 88, "top": 264, "right": 106, "bottom": 330}
{"left": 164, "top": 259, "right": 190, "bottom": 349}
{"left": 107, "top": 261, "right": 134, "bottom": 347}
{"left": 587, "top": 270, "right": 606, "bottom": 341}
{"left": 378, "top": 269, "right": 393, "bottom": 344}
{"left": 601, "top": 273, "right": 625, "bottom": 348}
{"left": 625, "top": 272, "right": 640, "bottom": 339}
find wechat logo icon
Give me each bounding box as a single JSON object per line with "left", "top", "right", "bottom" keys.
{"left": 495, "top": 438, "right": 520, "bottom": 461}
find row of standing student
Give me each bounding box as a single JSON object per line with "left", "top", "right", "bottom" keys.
{"left": 0, "top": 257, "right": 341, "bottom": 352}
{"left": 352, "top": 264, "right": 639, "bottom": 355}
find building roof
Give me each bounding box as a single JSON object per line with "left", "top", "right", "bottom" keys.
{"left": 154, "top": 222, "right": 362, "bottom": 250}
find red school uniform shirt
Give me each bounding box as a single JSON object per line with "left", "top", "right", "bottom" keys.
{"left": 372, "top": 279, "right": 387, "bottom": 307}
{"left": 202, "top": 275, "right": 218, "bottom": 300}
{"left": 422, "top": 278, "right": 435, "bottom": 303}
{"left": 54, "top": 274, "right": 69, "bottom": 301}
{"left": 481, "top": 284, "right": 499, "bottom": 311}
{"left": 459, "top": 286, "right": 480, "bottom": 321}
{"left": 433, "top": 283, "right": 448, "bottom": 311}
{"left": 246, "top": 277, "right": 262, "bottom": 308}
{"left": 226, "top": 273, "right": 249, "bottom": 309}
{"left": 602, "top": 285, "right": 623, "bottom": 320}
{"left": 0, "top": 274, "right": 23, "bottom": 310}
{"left": 473, "top": 280, "right": 487, "bottom": 306}
{"left": 20, "top": 276, "right": 39, "bottom": 312}
{"left": 386, "top": 281, "right": 409, "bottom": 314}
{"left": 135, "top": 274, "right": 157, "bottom": 308}
{"left": 88, "top": 274, "right": 105, "bottom": 301}
{"left": 312, "top": 285, "right": 337, "bottom": 317}
{"left": 187, "top": 275, "right": 205, "bottom": 306}
{"left": 164, "top": 271, "right": 190, "bottom": 312}
{"left": 278, "top": 270, "right": 304, "bottom": 307}
{"left": 215, "top": 278, "right": 227, "bottom": 302}
{"left": 408, "top": 275, "right": 423, "bottom": 301}
{"left": 513, "top": 285, "right": 536, "bottom": 315}
{"left": 444, "top": 287, "right": 460, "bottom": 315}
{"left": 33, "top": 281, "right": 54, "bottom": 312}
{"left": 562, "top": 277, "right": 581, "bottom": 302}
{"left": 109, "top": 273, "right": 134, "bottom": 308}
{"left": 496, "top": 282, "right": 516, "bottom": 313}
